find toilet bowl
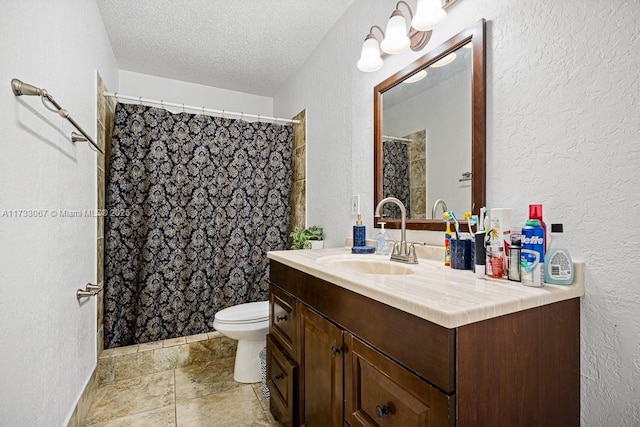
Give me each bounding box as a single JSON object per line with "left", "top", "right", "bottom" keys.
{"left": 213, "top": 301, "right": 269, "bottom": 383}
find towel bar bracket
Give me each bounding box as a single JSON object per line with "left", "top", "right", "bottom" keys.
{"left": 11, "top": 78, "right": 104, "bottom": 154}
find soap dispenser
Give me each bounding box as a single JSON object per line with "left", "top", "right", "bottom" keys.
{"left": 353, "top": 214, "right": 366, "bottom": 247}
{"left": 375, "top": 222, "right": 390, "bottom": 255}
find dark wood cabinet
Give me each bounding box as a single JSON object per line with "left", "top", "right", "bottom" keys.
{"left": 298, "top": 304, "right": 343, "bottom": 427}
{"left": 266, "top": 334, "right": 297, "bottom": 425}
{"left": 267, "top": 260, "right": 579, "bottom": 427}
{"left": 269, "top": 284, "right": 297, "bottom": 356}
{"left": 345, "top": 334, "right": 452, "bottom": 427}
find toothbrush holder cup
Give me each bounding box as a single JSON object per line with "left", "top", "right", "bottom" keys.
{"left": 450, "top": 238, "right": 473, "bottom": 270}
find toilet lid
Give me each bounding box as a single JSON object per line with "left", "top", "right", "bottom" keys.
{"left": 214, "top": 301, "right": 269, "bottom": 324}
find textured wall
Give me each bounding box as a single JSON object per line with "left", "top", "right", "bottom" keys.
{"left": 118, "top": 70, "right": 274, "bottom": 117}
{"left": 0, "top": 1, "right": 118, "bottom": 425}
{"left": 274, "top": 0, "right": 640, "bottom": 424}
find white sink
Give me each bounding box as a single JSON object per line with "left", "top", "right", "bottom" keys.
{"left": 316, "top": 254, "right": 421, "bottom": 276}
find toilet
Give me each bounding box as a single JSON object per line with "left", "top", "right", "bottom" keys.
{"left": 213, "top": 301, "right": 269, "bottom": 383}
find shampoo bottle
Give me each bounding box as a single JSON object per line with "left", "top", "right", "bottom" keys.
{"left": 544, "top": 223, "right": 574, "bottom": 285}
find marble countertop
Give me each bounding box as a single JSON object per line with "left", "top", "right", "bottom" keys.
{"left": 267, "top": 247, "right": 585, "bottom": 329}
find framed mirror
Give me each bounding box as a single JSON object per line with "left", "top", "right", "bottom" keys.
{"left": 374, "top": 19, "right": 485, "bottom": 231}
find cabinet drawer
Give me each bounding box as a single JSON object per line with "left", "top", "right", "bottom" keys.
{"left": 345, "top": 335, "right": 453, "bottom": 427}
{"left": 266, "top": 334, "right": 297, "bottom": 427}
{"left": 269, "top": 284, "right": 297, "bottom": 355}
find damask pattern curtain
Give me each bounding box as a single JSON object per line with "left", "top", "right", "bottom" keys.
{"left": 104, "top": 104, "right": 292, "bottom": 348}
{"left": 382, "top": 141, "right": 411, "bottom": 218}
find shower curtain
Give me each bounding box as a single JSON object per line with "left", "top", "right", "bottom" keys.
{"left": 104, "top": 103, "right": 292, "bottom": 348}
{"left": 383, "top": 141, "right": 411, "bottom": 218}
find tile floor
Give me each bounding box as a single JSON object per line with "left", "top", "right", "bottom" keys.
{"left": 85, "top": 334, "right": 282, "bottom": 426}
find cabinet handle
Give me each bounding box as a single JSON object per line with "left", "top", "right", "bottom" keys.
{"left": 274, "top": 373, "right": 284, "bottom": 380}
{"left": 375, "top": 405, "right": 391, "bottom": 419}
{"left": 276, "top": 314, "right": 288, "bottom": 322}
{"left": 330, "top": 345, "right": 342, "bottom": 357}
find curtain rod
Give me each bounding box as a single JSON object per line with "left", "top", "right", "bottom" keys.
{"left": 383, "top": 135, "right": 413, "bottom": 143}
{"left": 102, "top": 92, "right": 300, "bottom": 125}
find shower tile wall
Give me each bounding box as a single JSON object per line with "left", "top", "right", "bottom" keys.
{"left": 66, "top": 72, "right": 116, "bottom": 427}
{"left": 408, "top": 130, "right": 427, "bottom": 220}
{"left": 290, "top": 110, "right": 306, "bottom": 231}
{"left": 96, "top": 73, "right": 116, "bottom": 356}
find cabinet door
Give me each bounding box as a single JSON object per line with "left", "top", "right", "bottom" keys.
{"left": 299, "top": 304, "right": 343, "bottom": 427}
{"left": 345, "top": 334, "right": 453, "bottom": 427}
{"left": 270, "top": 284, "right": 297, "bottom": 356}
{"left": 266, "top": 334, "right": 297, "bottom": 427}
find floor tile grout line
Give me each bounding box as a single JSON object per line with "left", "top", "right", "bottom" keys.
{"left": 89, "top": 340, "right": 247, "bottom": 426}
{"left": 174, "top": 369, "right": 178, "bottom": 426}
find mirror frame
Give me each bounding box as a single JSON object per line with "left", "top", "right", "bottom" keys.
{"left": 374, "top": 19, "right": 485, "bottom": 232}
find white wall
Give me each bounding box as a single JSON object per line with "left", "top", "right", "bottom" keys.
{"left": 0, "top": 1, "right": 117, "bottom": 425}
{"left": 119, "top": 70, "right": 273, "bottom": 117}
{"left": 274, "top": 0, "right": 640, "bottom": 424}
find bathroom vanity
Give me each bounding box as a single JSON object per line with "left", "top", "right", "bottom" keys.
{"left": 265, "top": 248, "right": 584, "bottom": 427}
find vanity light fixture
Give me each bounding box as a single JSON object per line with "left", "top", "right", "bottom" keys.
{"left": 429, "top": 51, "right": 457, "bottom": 67}
{"left": 402, "top": 69, "right": 428, "bottom": 83}
{"left": 357, "top": 0, "right": 458, "bottom": 72}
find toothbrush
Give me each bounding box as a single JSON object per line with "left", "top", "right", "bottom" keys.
{"left": 475, "top": 207, "right": 488, "bottom": 278}
{"left": 451, "top": 211, "right": 460, "bottom": 239}
{"left": 464, "top": 211, "right": 475, "bottom": 236}
{"left": 443, "top": 211, "right": 460, "bottom": 240}
{"left": 467, "top": 213, "right": 478, "bottom": 240}
{"left": 443, "top": 218, "right": 452, "bottom": 266}
{"left": 479, "top": 207, "right": 488, "bottom": 236}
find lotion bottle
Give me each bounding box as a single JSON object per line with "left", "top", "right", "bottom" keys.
{"left": 544, "top": 223, "right": 574, "bottom": 285}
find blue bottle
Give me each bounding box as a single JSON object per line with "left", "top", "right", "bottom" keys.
{"left": 352, "top": 214, "right": 367, "bottom": 247}
{"left": 521, "top": 219, "right": 544, "bottom": 287}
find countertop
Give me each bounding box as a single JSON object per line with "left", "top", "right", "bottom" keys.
{"left": 267, "top": 247, "right": 585, "bottom": 329}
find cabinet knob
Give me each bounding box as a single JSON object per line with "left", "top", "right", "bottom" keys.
{"left": 375, "top": 405, "right": 391, "bottom": 419}
{"left": 276, "top": 314, "right": 288, "bottom": 322}
{"left": 274, "top": 373, "right": 284, "bottom": 381}
{"left": 330, "top": 345, "right": 342, "bottom": 357}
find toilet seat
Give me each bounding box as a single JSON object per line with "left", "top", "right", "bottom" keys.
{"left": 214, "top": 301, "right": 269, "bottom": 324}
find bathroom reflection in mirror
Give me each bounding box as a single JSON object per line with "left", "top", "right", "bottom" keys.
{"left": 382, "top": 44, "right": 471, "bottom": 220}
{"left": 374, "top": 19, "right": 485, "bottom": 231}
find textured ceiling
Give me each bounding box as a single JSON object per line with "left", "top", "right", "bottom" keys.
{"left": 96, "top": 0, "right": 354, "bottom": 96}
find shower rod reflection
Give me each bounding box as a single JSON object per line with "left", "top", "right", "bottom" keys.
{"left": 103, "top": 92, "right": 301, "bottom": 125}
{"left": 383, "top": 135, "right": 413, "bottom": 143}
{"left": 11, "top": 79, "right": 104, "bottom": 154}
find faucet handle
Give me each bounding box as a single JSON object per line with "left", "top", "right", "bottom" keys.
{"left": 407, "top": 242, "right": 426, "bottom": 261}
{"left": 387, "top": 239, "right": 400, "bottom": 255}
